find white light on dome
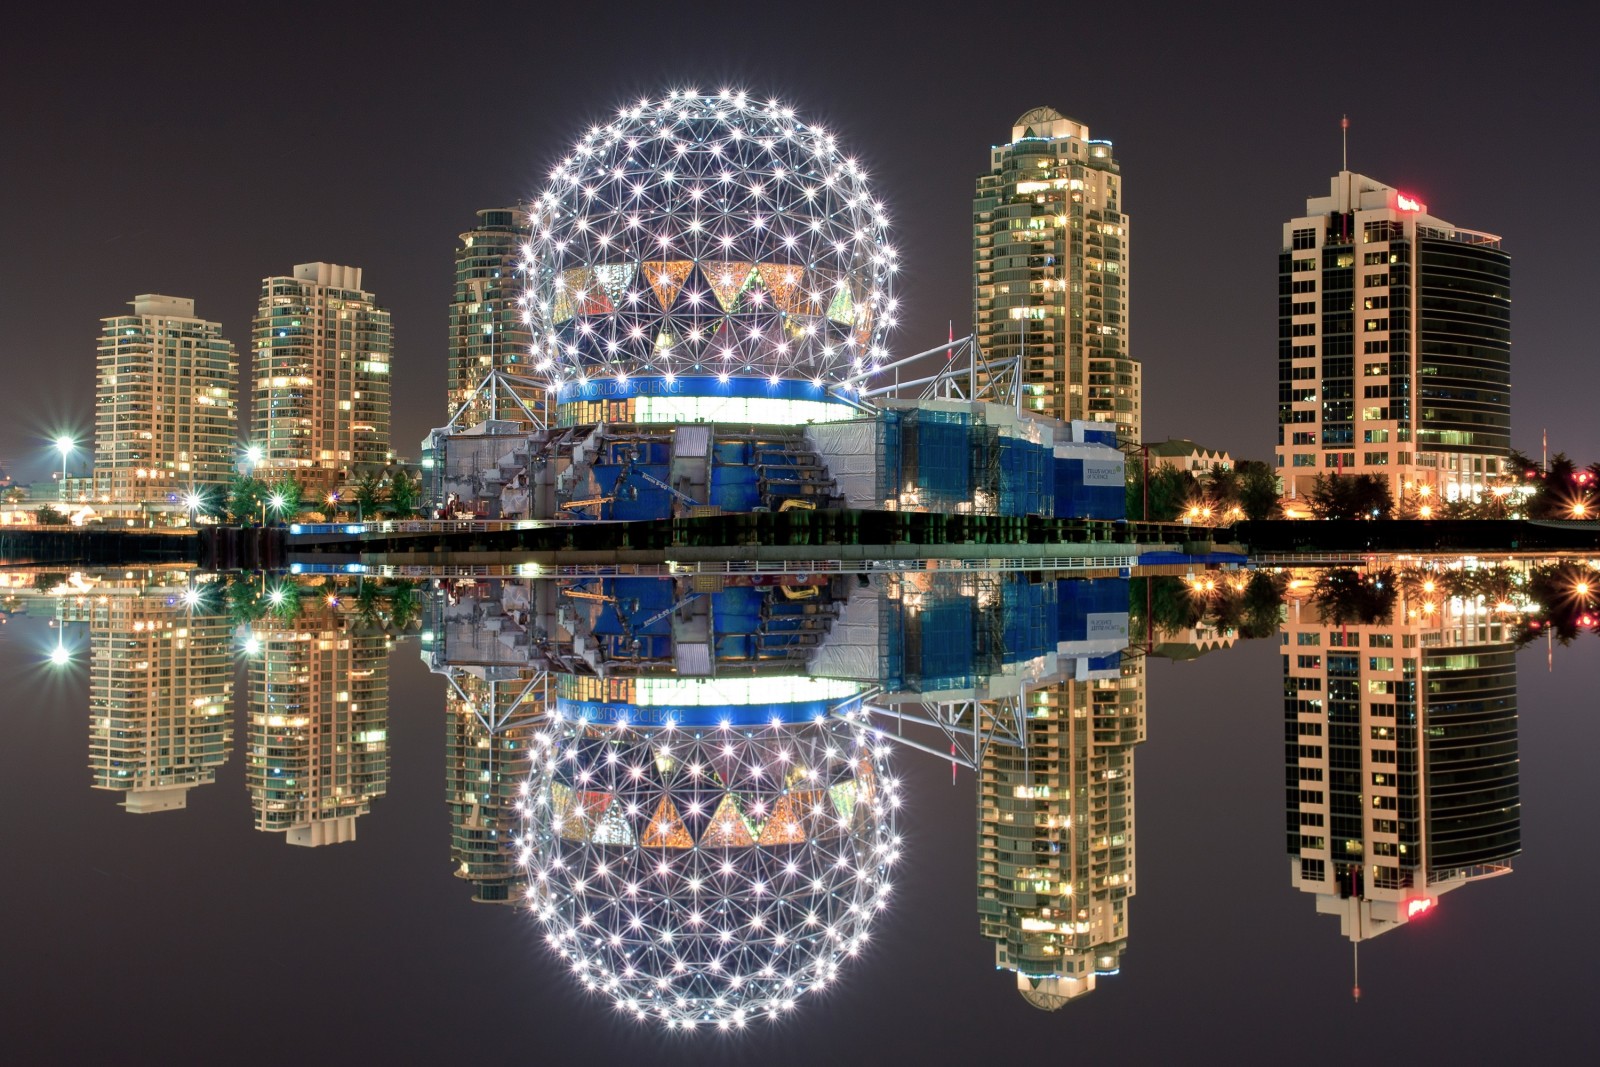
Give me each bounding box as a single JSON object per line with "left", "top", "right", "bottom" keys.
{"left": 528, "top": 92, "right": 897, "bottom": 386}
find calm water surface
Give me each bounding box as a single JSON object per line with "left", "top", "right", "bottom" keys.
{"left": 2, "top": 566, "right": 1595, "bottom": 1064}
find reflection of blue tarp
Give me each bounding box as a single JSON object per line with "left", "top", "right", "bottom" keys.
{"left": 1057, "top": 578, "right": 1130, "bottom": 643}
{"left": 1002, "top": 577, "right": 1057, "bottom": 662}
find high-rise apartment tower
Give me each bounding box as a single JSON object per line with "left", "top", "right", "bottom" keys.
{"left": 974, "top": 109, "right": 1140, "bottom": 443}
{"left": 448, "top": 208, "right": 534, "bottom": 424}
{"left": 1277, "top": 173, "right": 1510, "bottom": 503}
{"left": 252, "top": 263, "right": 392, "bottom": 494}
{"left": 94, "top": 295, "right": 237, "bottom": 514}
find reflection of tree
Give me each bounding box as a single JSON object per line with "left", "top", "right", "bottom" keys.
{"left": 1131, "top": 571, "right": 1286, "bottom": 644}
{"left": 1311, "top": 567, "right": 1397, "bottom": 625}
{"left": 1513, "top": 562, "right": 1599, "bottom": 647}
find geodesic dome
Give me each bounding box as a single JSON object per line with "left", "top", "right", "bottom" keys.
{"left": 516, "top": 716, "right": 901, "bottom": 1029}
{"left": 524, "top": 89, "right": 899, "bottom": 387}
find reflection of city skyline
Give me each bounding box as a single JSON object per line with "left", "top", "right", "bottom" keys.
{"left": 88, "top": 577, "right": 234, "bottom": 813}
{"left": 1281, "top": 582, "right": 1520, "bottom": 956}
{"left": 247, "top": 599, "right": 390, "bottom": 846}
{"left": 7, "top": 562, "right": 1551, "bottom": 1026}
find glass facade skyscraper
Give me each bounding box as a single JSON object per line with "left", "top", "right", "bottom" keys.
{"left": 1277, "top": 173, "right": 1511, "bottom": 503}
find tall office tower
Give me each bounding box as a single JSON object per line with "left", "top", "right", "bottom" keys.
{"left": 974, "top": 108, "right": 1140, "bottom": 443}
{"left": 94, "top": 295, "right": 237, "bottom": 514}
{"left": 978, "top": 658, "right": 1146, "bottom": 1009}
{"left": 1281, "top": 587, "right": 1520, "bottom": 946}
{"left": 448, "top": 208, "right": 534, "bottom": 424}
{"left": 87, "top": 584, "right": 234, "bottom": 812}
{"left": 1277, "top": 173, "right": 1511, "bottom": 504}
{"left": 246, "top": 599, "right": 390, "bottom": 846}
{"left": 252, "top": 263, "right": 393, "bottom": 495}
{"left": 445, "top": 671, "right": 544, "bottom": 903}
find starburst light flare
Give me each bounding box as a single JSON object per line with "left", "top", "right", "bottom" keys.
{"left": 516, "top": 715, "right": 901, "bottom": 1029}
{"left": 527, "top": 89, "right": 898, "bottom": 387}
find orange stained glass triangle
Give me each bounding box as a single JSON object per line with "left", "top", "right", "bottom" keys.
{"left": 701, "top": 792, "right": 756, "bottom": 847}
{"left": 755, "top": 793, "right": 807, "bottom": 845}
{"left": 641, "top": 796, "right": 694, "bottom": 849}
{"left": 644, "top": 260, "right": 693, "bottom": 310}
{"left": 705, "top": 261, "right": 755, "bottom": 312}
{"left": 757, "top": 264, "right": 806, "bottom": 315}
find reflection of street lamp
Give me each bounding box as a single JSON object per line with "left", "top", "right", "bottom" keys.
{"left": 54, "top": 436, "right": 74, "bottom": 501}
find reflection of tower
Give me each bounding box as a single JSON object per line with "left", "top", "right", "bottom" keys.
{"left": 1282, "top": 592, "right": 1520, "bottom": 947}
{"left": 978, "top": 656, "right": 1146, "bottom": 1009}
{"left": 247, "top": 603, "right": 389, "bottom": 846}
{"left": 445, "top": 670, "right": 545, "bottom": 902}
{"left": 88, "top": 588, "right": 233, "bottom": 813}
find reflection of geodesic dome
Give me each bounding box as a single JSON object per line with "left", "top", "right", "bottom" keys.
{"left": 525, "top": 89, "right": 899, "bottom": 386}
{"left": 516, "top": 716, "right": 900, "bottom": 1029}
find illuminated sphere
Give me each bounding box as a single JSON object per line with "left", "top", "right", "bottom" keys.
{"left": 526, "top": 89, "right": 899, "bottom": 385}
{"left": 516, "top": 717, "right": 900, "bottom": 1029}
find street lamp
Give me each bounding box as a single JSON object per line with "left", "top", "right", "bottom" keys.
{"left": 245, "top": 444, "right": 264, "bottom": 469}
{"left": 54, "top": 436, "right": 74, "bottom": 501}
{"left": 261, "top": 491, "right": 286, "bottom": 526}
{"left": 184, "top": 491, "right": 203, "bottom": 526}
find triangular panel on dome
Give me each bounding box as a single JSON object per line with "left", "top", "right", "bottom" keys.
{"left": 826, "top": 286, "right": 854, "bottom": 326}
{"left": 644, "top": 260, "right": 693, "bottom": 311}
{"left": 755, "top": 793, "right": 808, "bottom": 845}
{"left": 735, "top": 266, "right": 772, "bottom": 314}
{"left": 758, "top": 264, "right": 807, "bottom": 316}
{"left": 591, "top": 797, "right": 637, "bottom": 846}
{"left": 593, "top": 263, "right": 637, "bottom": 303}
{"left": 551, "top": 289, "right": 575, "bottom": 325}
{"left": 705, "top": 261, "right": 756, "bottom": 312}
{"left": 701, "top": 792, "right": 757, "bottom": 847}
{"left": 827, "top": 781, "right": 858, "bottom": 825}
{"left": 641, "top": 796, "right": 694, "bottom": 849}
{"left": 549, "top": 782, "right": 575, "bottom": 820}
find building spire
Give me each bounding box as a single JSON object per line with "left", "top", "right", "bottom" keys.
{"left": 1352, "top": 940, "right": 1361, "bottom": 1002}
{"left": 1341, "top": 115, "right": 1349, "bottom": 171}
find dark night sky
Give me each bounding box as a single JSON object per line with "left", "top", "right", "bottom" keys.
{"left": 2, "top": 1, "right": 1597, "bottom": 482}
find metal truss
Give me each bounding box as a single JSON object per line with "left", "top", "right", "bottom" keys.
{"left": 833, "top": 334, "right": 1023, "bottom": 412}
{"left": 435, "top": 665, "right": 551, "bottom": 734}
{"left": 841, "top": 688, "right": 1029, "bottom": 772}
{"left": 442, "top": 368, "right": 549, "bottom": 434}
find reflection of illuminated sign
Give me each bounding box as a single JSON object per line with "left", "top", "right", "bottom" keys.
{"left": 1397, "top": 195, "right": 1422, "bottom": 212}
{"left": 1406, "top": 897, "right": 1435, "bottom": 918}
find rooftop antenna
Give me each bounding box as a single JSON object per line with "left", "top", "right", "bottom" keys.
{"left": 1341, "top": 115, "right": 1349, "bottom": 171}
{"left": 1352, "top": 940, "right": 1361, "bottom": 1002}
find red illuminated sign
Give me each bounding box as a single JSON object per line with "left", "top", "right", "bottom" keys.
{"left": 1406, "top": 897, "right": 1434, "bottom": 918}
{"left": 1397, "top": 195, "right": 1422, "bottom": 212}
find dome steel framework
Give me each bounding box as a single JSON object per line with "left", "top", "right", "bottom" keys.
{"left": 516, "top": 714, "right": 901, "bottom": 1029}
{"left": 524, "top": 89, "right": 899, "bottom": 387}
